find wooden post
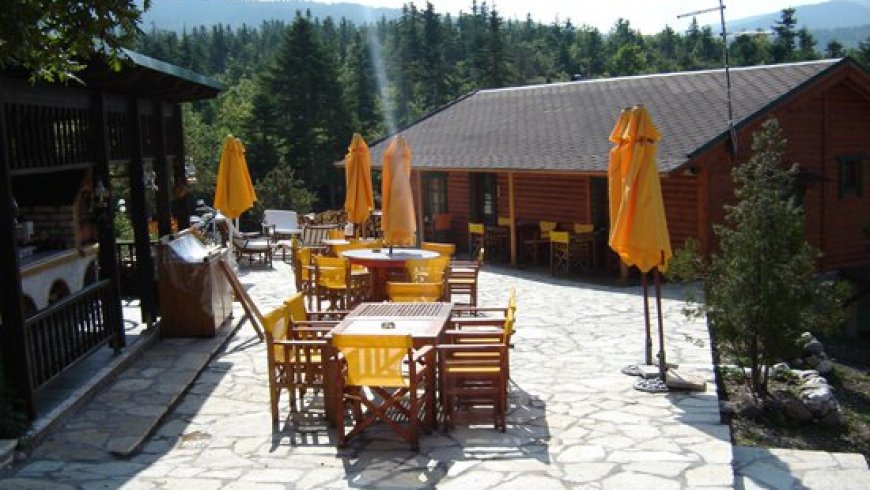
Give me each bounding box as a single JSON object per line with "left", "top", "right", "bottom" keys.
{"left": 415, "top": 171, "right": 425, "bottom": 245}
{"left": 90, "top": 92, "right": 125, "bottom": 348}
{"left": 127, "top": 98, "right": 157, "bottom": 326}
{"left": 153, "top": 102, "right": 172, "bottom": 238}
{"left": 172, "top": 105, "right": 191, "bottom": 230}
{"left": 508, "top": 172, "right": 517, "bottom": 266}
{"left": 0, "top": 96, "right": 36, "bottom": 417}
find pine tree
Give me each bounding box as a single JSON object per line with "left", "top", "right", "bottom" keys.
{"left": 797, "top": 27, "right": 818, "bottom": 60}
{"left": 343, "top": 30, "right": 383, "bottom": 138}
{"left": 772, "top": 8, "right": 798, "bottom": 63}
{"left": 825, "top": 40, "right": 846, "bottom": 58}
{"left": 701, "top": 119, "right": 847, "bottom": 395}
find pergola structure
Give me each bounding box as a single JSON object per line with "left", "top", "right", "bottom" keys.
{"left": 0, "top": 49, "right": 222, "bottom": 416}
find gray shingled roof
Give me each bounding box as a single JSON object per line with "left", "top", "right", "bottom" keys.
{"left": 364, "top": 59, "right": 842, "bottom": 173}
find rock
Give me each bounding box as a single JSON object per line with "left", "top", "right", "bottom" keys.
{"left": 782, "top": 396, "right": 813, "bottom": 423}
{"left": 819, "top": 406, "right": 845, "bottom": 426}
{"left": 805, "top": 355, "right": 819, "bottom": 368}
{"left": 801, "top": 376, "right": 829, "bottom": 388}
{"left": 798, "top": 332, "right": 814, "bottom": 347}
{"left": 816, "top": 360, "right": 833, "bottom": 374}
{"left": 771, "top": 363, "right": 790, "bottom": 380}
{"left": 805, "top": 338, "right": 825, "bottom": 355}
{"left": 800, "top": 386, "right": 836, "bottom": 416}
{"left": 798, "top": 370, "right": 820, "bottom": 381}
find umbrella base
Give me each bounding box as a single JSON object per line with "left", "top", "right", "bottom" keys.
{"left": 633, "top": 377, "right": 669, "bottom": 393}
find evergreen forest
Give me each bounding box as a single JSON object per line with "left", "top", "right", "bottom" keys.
{"left": 133, "top": 2, "right": 870, "bottom": 215}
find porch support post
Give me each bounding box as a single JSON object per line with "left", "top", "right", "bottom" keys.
{"left": 0, "top": 96, "right": 35, "bottom": 417}
{"left": 153, "top": 102, "right": 172, "bottom": 237}
{"left": 508, "top": 172, "right": 517, "bottom": 267}
{"left": 415, "top": 171, "right": 425, "bottom": 244}
{"left": 172, "top": 104, "right": 191, "bottom": 230}
{"left": 127, "top": 98, "right": 157, "bottom": 326}
{"left": 90, "top": 92, "right": 125, "bottom": 348}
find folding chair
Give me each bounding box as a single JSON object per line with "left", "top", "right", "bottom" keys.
{"left": 332, "top": 333, "right": 435, "bottom": 450}
{"left": 386, "top": 281, "right": 444, "bottom": 302}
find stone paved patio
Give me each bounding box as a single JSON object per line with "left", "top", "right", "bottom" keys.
{"left": 1, "top": 262, "right": 867, "bottom": 488}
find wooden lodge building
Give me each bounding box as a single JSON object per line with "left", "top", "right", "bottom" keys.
{"left": 0, "top": 50, "right": 222, "bottom": 416}
{"left": 366, "top": 58, "right": 870, "bottom": 272}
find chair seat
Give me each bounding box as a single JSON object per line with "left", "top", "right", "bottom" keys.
{"left": 448, "top": 278, "right": 476, "bottom": 285}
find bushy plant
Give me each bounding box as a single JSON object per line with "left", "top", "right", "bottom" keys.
{"left": 684, "top": 119, "right": 849, "bottom": 396}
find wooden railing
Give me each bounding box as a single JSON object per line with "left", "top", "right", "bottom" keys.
{"left": 24, "top": 279, "right": 122, "bottom": 391}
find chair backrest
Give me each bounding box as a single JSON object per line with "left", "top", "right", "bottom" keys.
{"left": 262, "top": 305, "right": 290, "bottom": 343}
{"left": 263, "top": 210, "right": 299, "bottom": 230}
{"left": 291, "top": 245, "right": 313, "bottom": 284}
{"left": 332, "top": 333, "right": 413, "bottom": 387}
{"left": 574, "top": 223, "right": 594, "bottom": 234}
{"left": 539, "top": 221, "right": 557, "bottom": 239}
{"left": 284, "top": 292, "right": 308, "bottom": 325}
{"left": 476, "top": 246, "right": 486, "bottom": 265}
{"left": 333, "top": 240, "right": 368, "bottom": 257}
{"left": 387, "top": 281, "right": 444, "bottom": 302}
{"left": 301, "top": 224, "right": 340, "bottom": 247}
{"left": 497, "top": 216, "right": 512, "bottom": 227}
{"left": 406, "top": 256, "right": 450, "bottom": 283}
{"left": 550, "top": 231, "right": 570, "bottom": 244}
{"left": 508, "top": 287, "right": 517, "bottom": 313}
{"left": 433, "top": 213, "right": 452, "bottom": 231}
{"left": 314, "top": 255, "right": 350, "bottom": 289}
{"left": 421, "top": 242, "right": 455, "bottom": 258}
{"left": 468, "top": 222, "right": 484, "bottom": 235}
{"left": 328, "top": 229, "right": 345, "bottom": 240}
{"left": 502, "top": 308, "right": 516, "bottom": 344}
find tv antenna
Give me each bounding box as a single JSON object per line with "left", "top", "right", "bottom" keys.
{"left": 678, "top": 1, "right": 737, "bottom": 156}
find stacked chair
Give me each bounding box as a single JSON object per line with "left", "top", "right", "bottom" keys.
{"left": 447, "top": 247, "right": 484, "bottom": 307}
{"left": 313, "top": 255, "right": 353, "bottom": 311}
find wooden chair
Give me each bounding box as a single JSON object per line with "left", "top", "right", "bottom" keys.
{"left": 217, "top": 260, "right": 265, "bottom": 341}
{"left": 333, "top": 333, "right": 435, "bottom": 450}
{"left": 438, "top": 309, "right": 515, "bottom": 432}
{"left": 222, "top": 221, "right": 274, "bottom": 267}
{"left": 291, "top": 243, "right": 315, "bottom": 309}
{"left": 406, "top": 255, "right": 450, "bottom": 283}
{"left": 550, "top": 231, "right": 574, "bottom": 275}
{"left": 467, "top": 222, "right": 485, "bottom": 259}
{"left": 328, "top": 228, "right": 345, "bottom": 240}
{"left": 485, "top": 217, "right": 511, "bottom": 263}
{"left": 421, "top": 241, "right": 456, "bottom": 258}
{"left": 522, "top": 220, "right": 557, "bottom": 265}
{"left": 313, "top": 255, "right": 352, "bottom": 311}
{"left": 300, "top": 224, "right": 340, "bottom": 253}
{"left": 448, "top": 247, "right": 484, "bottom": 307}
{"left": 386, "top": 281, "right": 444, "bottom": 302}
{"left": 262, "top": 296, "right": 342, "bottom": 425}
{"left": 453, "top": 286, "right": 516, "bottom": 321}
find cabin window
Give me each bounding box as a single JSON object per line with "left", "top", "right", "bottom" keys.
{"left": 423, "top": 173, "right": 448, "bottom": 217}
{"left": 837, "top": 155, "right": 863, "bottom": 198}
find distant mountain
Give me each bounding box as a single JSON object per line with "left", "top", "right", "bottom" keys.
{"left": 138, "top": 0, "right": 402, "bottom": 31}
{"left": 725, "top": 1, "right": 870, "bottom": 33}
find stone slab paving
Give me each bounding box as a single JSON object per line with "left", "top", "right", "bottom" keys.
{"left": 733, "top": 447, "right": 870, "bottom": 489}
{"left": 0, "top": 261, "right": 865, "bottom": 489}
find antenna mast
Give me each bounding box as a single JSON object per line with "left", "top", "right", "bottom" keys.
{"left": 679, "top": 1, "right": 737, "bottom": 155}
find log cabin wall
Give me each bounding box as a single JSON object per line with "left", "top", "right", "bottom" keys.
{"left": 660, "top": 175, "right": 699, "bottom": 253}
{"left": 446, "top": 171, "right": 471, "bottom": 249}
{"left": 694, "top": 72, "right": 870, "bottom": 271}
{"left": 496, "top": 172, "right": 589, "bottom": 228}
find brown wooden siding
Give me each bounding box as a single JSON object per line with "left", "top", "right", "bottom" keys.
{"left": 661, "top": 175, "right": 698, "bottom": 252}
{"left": 446, "top": 171, "right": 470, "bottom": 248}
{"left": 497, "top": 172, "right": 589, "bottom": 227}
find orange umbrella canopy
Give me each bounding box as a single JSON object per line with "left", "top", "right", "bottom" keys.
{"left": 607, "top": 106, "right": 672, "bottom": 273}
{"left": 381, "top": 135, "right": 416, "bottom": 246}
{"left": 344, "top": 133, "right": 374, "bottom": 225}
{"left": 213, "top": 135, "right": 257, "bottom": 219}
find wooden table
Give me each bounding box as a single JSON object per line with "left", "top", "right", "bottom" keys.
{"left": 341, "top": 248, "right": 439, "bottom": 301}
{"left": 324, "top": 302, "right": 453, "bottom": 423}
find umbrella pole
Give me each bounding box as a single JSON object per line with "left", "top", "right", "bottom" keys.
{"left": 654, "top": 267, "right": 667, "bottom": 380}
{"left": 642, "top": 271, "right": 653, "bottom": 366}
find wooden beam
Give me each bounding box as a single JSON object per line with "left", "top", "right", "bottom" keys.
{"left": 90, "top": 92, "right": 125, "bottom": 348}
{"left": 127, "top": 98, "right": 157, "bottom": 326}
{"left": 171, "top": 105, "right": 191, "bottom": 230}
{"left": 508, "top": 172, "right": 517, "bottom": 266}
{"left": 0, "top": 96, "right": 36, "bottom": 417}
{"left": 152, "top": 103, "right": 172, "bottom": 237}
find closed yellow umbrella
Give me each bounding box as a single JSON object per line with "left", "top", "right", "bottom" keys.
{"left": 213, "top": 135, "right": 257, "bottom": 219}
{"left": 381, "top": 135, "right": 416, "bottom": 247}
{"left": 344, "top": 133, "right": 374, "bottom": 226}
{"left": 608, "top": 106, "right": 671, "bottom": 273}
{"left": 607, "top": 106, "right": 672, "bottom": 384}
